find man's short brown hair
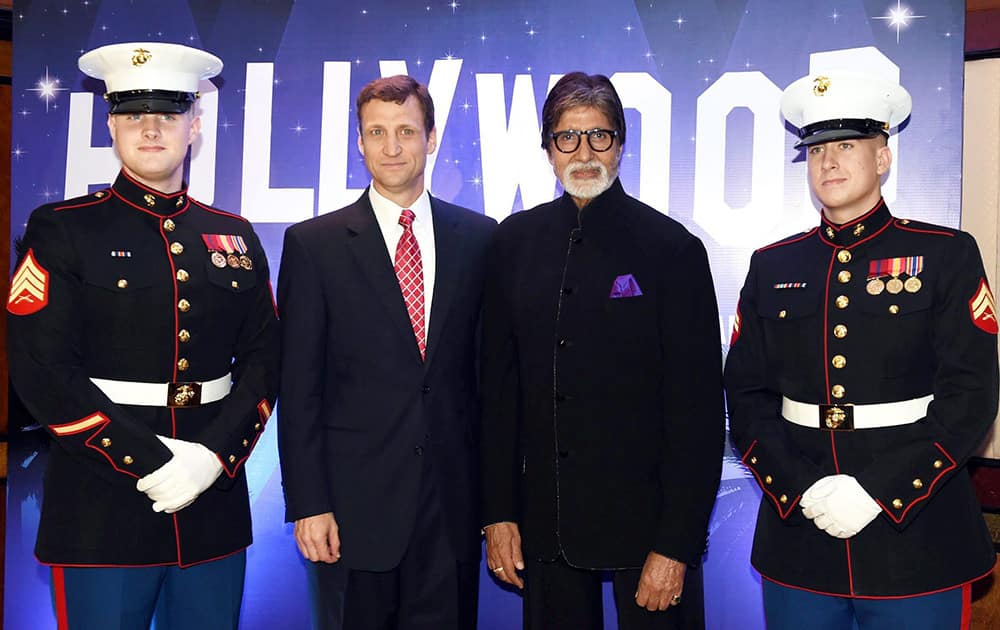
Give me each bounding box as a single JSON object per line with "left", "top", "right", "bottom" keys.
{"left": 540, "top": 72, "right": 626, "bottom": 151}
{"left": 356, "top": 75, "right": 435, "bottom": 138}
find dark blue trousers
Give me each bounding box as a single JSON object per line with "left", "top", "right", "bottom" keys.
{"left": 762, "top": 579, "right": 970, "bottom": 630}
{"left": 51, "top": 551, "right": 246, "bottom": 630}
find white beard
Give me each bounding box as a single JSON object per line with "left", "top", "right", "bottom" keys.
{"left": 561, "top": 160, "right": 615, "bottom": 200}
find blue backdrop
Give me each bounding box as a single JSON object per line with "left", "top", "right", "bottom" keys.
{"left": 8, "top": 1, "right": 966, "bottom": 628}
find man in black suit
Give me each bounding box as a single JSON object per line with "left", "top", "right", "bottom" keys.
{"left": 277, "top": 75, "right": 495, "bottom": 630}
{"left": 480, "top": 72, "right": 725, "bottom": 629}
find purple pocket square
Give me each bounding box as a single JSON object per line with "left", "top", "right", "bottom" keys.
{"left": 609, "top": 274, "right": 643, "bottom": 298}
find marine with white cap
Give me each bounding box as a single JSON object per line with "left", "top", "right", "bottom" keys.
{"left": 7, "top": 42, "right": 278, "bottom": 629}
{"left": 725, "top": 70, "right": 998, "bottom": 629}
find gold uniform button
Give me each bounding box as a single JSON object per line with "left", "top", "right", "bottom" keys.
{"left": 94, "top": 191, "right": 105, "bottom": 198}
{"left": 832, "top": 384, "right": 845, "bottom": 398}
{"left": 750, "top": 456, "right": 758, "bottom": 465}
{"left": 178, "top": 299, "right": 191, "bottom": 312}
{"left": 254, "top": 423, "right": 261, "bottom": 431}
{"left": 231, "top": 281, "right": 239, "bottom": 289}
{"left": 912, "top": 478, "right": 924, "bottom": 489}
{"left": 889, "top": 304, "right": 900, "bottom": 315}
{"left": 178, "top": 358, "right": 189, "bottom": 371}
{"left": 123, "top": 455, "right": 134, "bottom": 465}
{"left": 779, "top": 494, "right": 788, "bottom": 504}
{"left": 837, "top": 250, "right": 852, "bottom": 264}
{"left": 144, "top": 194, "right": 156, "bottom": 207}
{"left": 178, "top": 329, "right": 191, "bottom": 343}
{"left": 853, "top": 224, "right": 865, "bottom": 237}
{"left": 117, "top": 278, "right": 128, "bottom": 289}
{"left": 101, "top": 437, "right": 112, "bottom": 448}
{"left": 933, "top": 459, "right": 943, "bottom": 469}
{"left": 764, "top": 475, "right": 773, "bottom": 485}
{"left": 228, "top": 455, "right": 237, "bottom": 464}
{"left": 832, "top": 355, "right": 847, "bottom": 369}
{"left": 242, "top": 439, "right": 250, "bottom": 448}
{"left": 835, "top": 295, "right": 849, "bottom": 309}
{"left": 778, "top": 310, "right": 787, "bottom": 319}
{"left": 176, "top": 269, "right": 190, "bottom": 282}
{"left": 163, "top": 218, "right": 176, "bottom": 232}
{"left": 892, "top": 498, "right": 903, "bottom": 509}
{"left": 833, "top": 324, "right": 847, "bottom": 338}
{"left": 170, "top": 242, "right": 184, "bottom": 255}
{"left": 837, "top": 270, "right": 851, "bottom": 283}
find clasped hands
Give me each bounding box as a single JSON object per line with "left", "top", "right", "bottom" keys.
{"left": 800, "top": 474, "right": 881, "bottom": 539}
{"left": 483, "top": 522, "right": 685, "bottom": 611}
{"left": 135, "top": 435, "right": 223, "bottom": 513}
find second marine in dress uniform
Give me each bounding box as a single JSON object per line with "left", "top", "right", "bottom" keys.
{"left": 7, "top": 42, "right": 279, "bottom": 629}
{"left": 725, "top": 71, "right": 998, "bottom": 629}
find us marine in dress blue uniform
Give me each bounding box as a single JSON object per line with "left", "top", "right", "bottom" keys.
{"left": 724, "top": 72, "right": 998, "bottom": 629}
{"left": 6, "top": 43, "right": 278, "bottom": 630}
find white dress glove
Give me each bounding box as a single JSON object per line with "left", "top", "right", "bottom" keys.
{"left": 136, "top": 436, "right": 224, "bottom": 514}
{"left": 800, "top": 474, "right": 881, "bottom": 539}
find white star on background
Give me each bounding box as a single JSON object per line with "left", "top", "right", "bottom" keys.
{"left": 449, "top": 1, "right": 460, "bottom": 14}
{"left": 461, "top": 100, "right": 472, "bottom": 113}
{"left": 27, "top": 68, "right": 68, "bottom": 112}
{"left": 12, "top": 146, "right": 26, "bottom": 160}
{"left": 873, "top": 1, "right": 925, "bottom": 43}
{"left": 625, "top": 24, "right": 634, "bottom": 35}
{"left": 468, "top": 174, "right": 482, "bottom": 190}
{"left": 674, "top": 15, "right": 685, "bottom": 29}
{"left": 290, "top": 122, "right": 307, "bottom": 135}
{"left": 830, "top": 9, "right": 840, "bottom": 24}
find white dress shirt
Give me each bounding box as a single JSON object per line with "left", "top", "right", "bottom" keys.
{"left": 368, "top": 185, "right": 436, "bottom": 336}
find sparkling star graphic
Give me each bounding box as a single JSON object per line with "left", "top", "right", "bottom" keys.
{"left": 674, "top": 15, "right": 686, "bottom": 29}
{"left": 624, "top": 24, "right": 634, "bottom": 35}
{"left": 461, "top": 100, "right": 472, "bottom": 113}
{"left": 449, "top": 1, "right": 460, "bottom": 14}
{"left": 480, "top": 33, "right": 487, "bottom": 44}
{"left": 873, "top": 1, "right": 925, "bottom": 43}
{"left": 19, "top": 108, "right": 30, "bottom": 117}
{"left": 744, "top": 58, "right": 754, "bottom": 69}
{"left": 526, "top": 26, "right": 537, "bottom": 38}
{"left": 415, "top": 58, "right": 423, "bottom": 67}
{"left": 219, "top": 118, "right": 236, "bottom": 132}
{"left": 468, "top": 174, "right": 482, "bottom": 190}
{"left": 291, "top": 122, "right": 307, "bottom": 135}
{"left": 12, "top": 146, "right": 26, "bottom": 160}
{"left": 444, "top": 50, "right": 456, "bottom": 60}
{"left": 644, "top": 51, "right": 655, "bottom": 60}
{"left": 27, "top": 68, "right": 68, "bottom": 112}
{"left": 830, "top": 9, "right": 840, "bottom": 24}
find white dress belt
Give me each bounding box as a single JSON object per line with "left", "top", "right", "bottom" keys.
{"left": 90, "top": 373, "right": 232, "bottom": 407}
{"left": 781, "top": 395, "right": 933, "bottom": 430}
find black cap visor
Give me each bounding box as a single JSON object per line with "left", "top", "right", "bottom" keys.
{"left": 795, "top": 118, "right": 889, "bottom": 148}
{"left": 106, "top": 89, "right": 196, "bottom": 114}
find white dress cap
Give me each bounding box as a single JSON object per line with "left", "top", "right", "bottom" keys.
{"left": 780, "top": 72, "right": 912, "bottom": 147}
{"left": 78, "top": 42, "right": 222, "bottom": 113}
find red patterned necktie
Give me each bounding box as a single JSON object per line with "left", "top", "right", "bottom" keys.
{"left": 394, "top": 209, "right": 426, "bottom": 359}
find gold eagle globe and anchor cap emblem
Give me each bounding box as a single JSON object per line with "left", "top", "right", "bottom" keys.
{"left": 131, "top": 48, "right": 152, "bottom": 67}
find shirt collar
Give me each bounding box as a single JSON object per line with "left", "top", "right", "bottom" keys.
{"left": 368, "top": 185, "right": 431, "bottom": 226}
{"left": 111, "top": 169, "right": 190, "bottom": 217}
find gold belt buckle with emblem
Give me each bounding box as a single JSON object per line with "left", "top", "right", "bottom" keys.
{"left": 167, "top": 382, "right": 203, "bottom": 407}
{"left": 819, "top": 404, "right": 854, "bottom": 431}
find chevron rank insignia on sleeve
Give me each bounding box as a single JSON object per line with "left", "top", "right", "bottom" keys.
{"left": 7, "top": 248, "right": 50, "bottom": 316}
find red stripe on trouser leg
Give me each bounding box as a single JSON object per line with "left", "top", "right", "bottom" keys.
{"left": 51, "top": 566, "right": 69, "bottom": 630}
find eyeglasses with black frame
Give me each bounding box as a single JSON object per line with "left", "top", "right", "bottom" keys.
{"left": 549, "top": 128, "right": 619, "bottom": 153}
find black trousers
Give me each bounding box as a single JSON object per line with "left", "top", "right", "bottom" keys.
{"left": 523, "top": 554, "right": 704, "bottom": 630}
{"left": 313, "top": 458, "right": 478, "bottom": 630}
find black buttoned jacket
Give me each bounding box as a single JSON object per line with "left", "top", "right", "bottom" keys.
{"left": 481, "top": 179, "right": 725, "bottom": 568}
{"left": 725, "top": 200, "right": 998, "bottom": 596}
{"left": 7, "top": 171, "right": 279, "bottom": 567}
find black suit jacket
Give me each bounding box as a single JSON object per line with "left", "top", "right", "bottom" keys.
{"left": 480, "top": 180, "right": 725, "bottom": 569}
{"left": 277, "top": 190, "right": 496, "bottom": 570}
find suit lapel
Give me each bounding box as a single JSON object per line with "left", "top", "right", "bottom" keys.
{"left": 424, "top": 196, "right": 465, "bottom": 367}
{"left": 344, "top": 193, "right": 423, "bottom": 362}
